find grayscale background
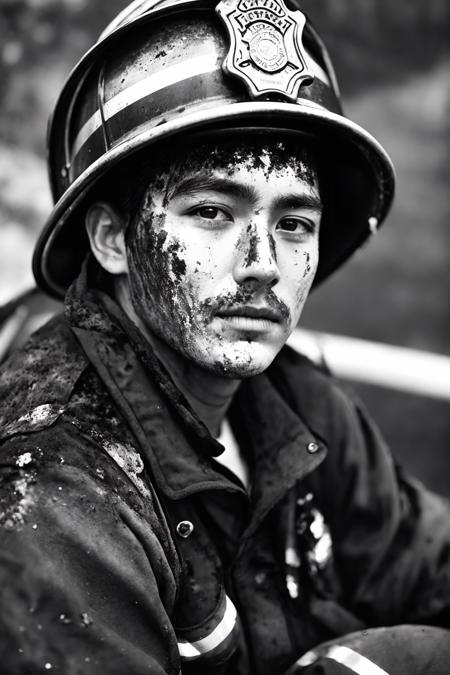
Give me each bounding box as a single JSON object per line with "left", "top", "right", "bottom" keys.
{"left": 0, "top": 0, "right": 449, "bottom": 495}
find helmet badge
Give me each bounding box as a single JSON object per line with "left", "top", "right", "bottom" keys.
{"left": 216, "top": 0, "right": 314, "bottom": 101}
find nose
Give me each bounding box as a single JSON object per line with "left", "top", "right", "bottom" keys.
{"left": 233, "top": 222, "right": 281, "bottom": 288}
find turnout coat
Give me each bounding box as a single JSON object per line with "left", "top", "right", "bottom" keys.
{"left": 0, "top": 270, "right": 449, "bottom": 675}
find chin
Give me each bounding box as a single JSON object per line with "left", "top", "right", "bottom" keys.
{"left": 199, "top": 342, "right": 280, "bottom": 379}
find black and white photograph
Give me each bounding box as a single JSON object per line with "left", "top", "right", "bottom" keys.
{"left": 0, "top": 1, "right": 449, "bottom": 673}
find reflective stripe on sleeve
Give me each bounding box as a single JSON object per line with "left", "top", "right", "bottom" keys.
{"left": 177, "top": 595, "right": 237, "bottom": 660}
{"left": 298, "top": 645, "right": 391, "bottom": 675}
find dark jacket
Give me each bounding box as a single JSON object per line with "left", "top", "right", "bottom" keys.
{"left": 0, "top": 274, "right": 449, "bottom": 675}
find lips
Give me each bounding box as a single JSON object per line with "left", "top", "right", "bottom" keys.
{"left": 215, "top": 305, "right": 282, "bottom": 322}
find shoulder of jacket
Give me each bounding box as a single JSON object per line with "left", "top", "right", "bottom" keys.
{"left": 0, "top": 403, "right": 66, "bottom": 443}
{"left": 0, "top": 398, "right": 180, "bottom": 585}
{"left": 0, "top": 313, "right": 89, "bottom": 433}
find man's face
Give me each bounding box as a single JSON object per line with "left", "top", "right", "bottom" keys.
{"left": 125, "top": 136, "right": 322, "bottom": 378}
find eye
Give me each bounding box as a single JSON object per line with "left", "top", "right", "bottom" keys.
{"left": 276, "top": 217, "right": 315, "bottom": 235}
{"left": 190, "top": 206, "right": 232, "bottom": 222}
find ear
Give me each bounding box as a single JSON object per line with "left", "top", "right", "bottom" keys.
{"left": 85, "top": 202, "right": 128, "bottom": 275}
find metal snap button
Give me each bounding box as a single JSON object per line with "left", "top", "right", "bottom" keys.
{"left": 307, "top": 442, "right": 319, "bottom": 454}
{"left": 176, "top": 520, "right": 194, "bottom": 538}
{"left": 254, "top": 571, "right": 267, "bottom": 585}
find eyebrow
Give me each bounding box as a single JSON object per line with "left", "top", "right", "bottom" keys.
{"left": 274, "top": 192, "right": 322, "bottom": 212}
{"left": 170, "top": 175, "right": 258, "bottom": 204}
{"left": 169, "top": 174, "right": 322, "bottom": 211}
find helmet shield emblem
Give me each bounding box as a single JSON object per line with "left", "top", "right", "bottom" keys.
{"left": 216, "top": 0, "right": 314, "bottom": 100}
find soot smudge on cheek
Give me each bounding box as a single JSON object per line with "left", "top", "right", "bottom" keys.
{"left": 166, "top": 240, "right": 187, "bottom": 278}
{"left": 303, "top": 251, "right": 312, "bottom": 278}
{"left": 268, "top": 233, "right": 277, "bottom": 263}
{"left": 295, "top": 257, "right": 316, "bottom": 307}
{"left": 126, "top": 199, "right": 196, "bottom": 349}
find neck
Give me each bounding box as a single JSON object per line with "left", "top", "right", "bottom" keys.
{"left": 115, "top": 279, "right": 240, "bottom": 437}
{"left": 147, "top": 331, "right": 240, "bottom": 437}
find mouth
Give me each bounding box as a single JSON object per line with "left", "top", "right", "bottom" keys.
{"left": 217, "top": 305, "right": 282, "bottom": 321}
{"left": 215, "top": 305, "right": 284, "bottom": 332}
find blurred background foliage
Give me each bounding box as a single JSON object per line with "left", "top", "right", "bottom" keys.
{"left": 0, "top": 0, "right": 449, "bottom": 494}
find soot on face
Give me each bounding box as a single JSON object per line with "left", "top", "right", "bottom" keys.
{"left": 160, "top": 137, "right": 320, "bottom": 202}
{"left": 126, "top": 195, "right": 195, "bottom": 351}
{"left": 200, "top": 285, "right": 290, "bottom": 324}
{"left": 124, "top": 134, "right": 318, "bottom": 376}
{"left": 242, "top": 224, "right": 260, "bottom": 269}
{"left": 303, "top": 252, "right": 312, "bottom": 278}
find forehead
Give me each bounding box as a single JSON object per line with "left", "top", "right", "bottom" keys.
{"left": 112, "top": 134, "right": 321, "bottom": 216}
{"left": 160, "top": 134, "right": 320, "bottom": 185}
{"left": 129, "top": 133, "right": 319, "bottom": 191}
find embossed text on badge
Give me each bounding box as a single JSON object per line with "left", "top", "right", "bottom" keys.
{"left": 216, "top": 0, "right": 314, "bottom": 100}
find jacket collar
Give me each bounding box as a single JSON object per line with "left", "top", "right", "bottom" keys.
{"left": 66, "top": 268, "right": 327, "bottom": 523}
{"left": 66, "top": 261, "right": 218, "bottom": 453}
{"left": 234, "top": 375, "right": 326, "bottom": 525}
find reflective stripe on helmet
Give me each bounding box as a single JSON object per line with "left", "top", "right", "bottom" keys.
{"left": 298, "top": 645, "right": 391, "bottom": 675}
{"left": 72, "top": 50, "right": 330, "bottom": 165}
{"left": 177, "top": 594, "right": 238, "bottom": 661}
{"left": 72, "top": 52, "right": 218, "bottom": 159}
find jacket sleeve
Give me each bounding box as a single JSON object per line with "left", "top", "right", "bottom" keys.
{"left": 0, "top": 426, "right": 181, "bottom": 675}
{"left": 310, "top": 382, "right": 450, "bottom": 628}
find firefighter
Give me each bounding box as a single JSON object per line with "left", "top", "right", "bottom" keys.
{"left": 0, "top": 1, "right": 448, "bottom": 673}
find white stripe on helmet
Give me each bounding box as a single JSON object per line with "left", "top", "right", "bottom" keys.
{"left": 71, "top": 51, "right": 330, "bottom": 162}
{"left": 72, "top": 52, "right": 219, "bottom": 159}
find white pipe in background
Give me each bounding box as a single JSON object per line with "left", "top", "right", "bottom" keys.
{"left": 288, "top": 329, "right": 450, "bottom": 401}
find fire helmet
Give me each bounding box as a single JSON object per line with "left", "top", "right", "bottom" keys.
{"left": 33, "top": 0, "right": 395, "bottom": 299}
